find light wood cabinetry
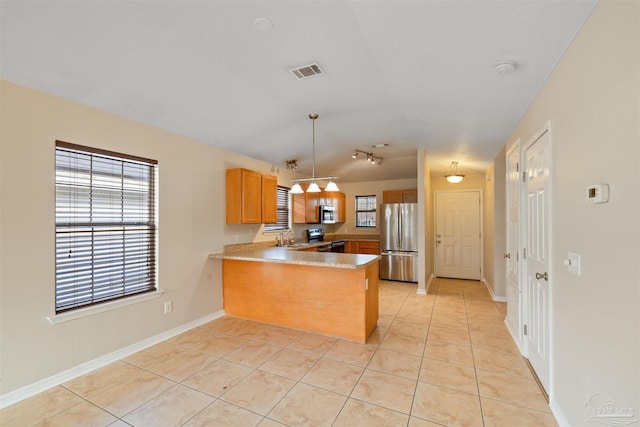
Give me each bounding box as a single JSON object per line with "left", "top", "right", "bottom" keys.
{"left": 382, "top": 189, "right": 417, "bottom": 204}
{"left": 305, "top": 191, "right": 320, "bottom": 223}
{"left": 292, "top": 190, "right": 306, "bottom": 224}
{"left": 292, "top": 187, "right": 346, "bottom": 224}
{"left": 223, "top": 258, "right": 378, "bottom": 342}
{"left": 261, "top": 174, "right": 278, "bottom": 224}
{"left": 345, "top": 240, "right": 380, "bottom": 255}
{"left": 226, "top": 168, "right": 277, "bottom": 224}
{"left": 402, "top": 189, "right": 418, "bottom": 203}
{"left": 358, "top": 241, "right": 380, "bottom": 255}
{"left": 331, "top": 192, "right": 346, "bottom": 223}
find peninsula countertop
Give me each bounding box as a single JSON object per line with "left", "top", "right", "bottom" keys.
{"left": 209, "top": 246, "right": 380, "bottom": 269}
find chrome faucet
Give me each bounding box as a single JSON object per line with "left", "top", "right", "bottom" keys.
{"left": 278, "top": 229, "right": 293, "bottom": 246}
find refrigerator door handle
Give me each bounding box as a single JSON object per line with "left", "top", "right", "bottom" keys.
{"left": 398, "top": 210, "right": 402, "bottom": 248}
{"left": 381, "top": 250, "right": 417, "bottom": 257}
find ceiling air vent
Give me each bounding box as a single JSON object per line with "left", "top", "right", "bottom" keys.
{"left": 290, "top": 63, "right": 323, "bottom": 80}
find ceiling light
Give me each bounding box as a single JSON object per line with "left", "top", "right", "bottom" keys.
{"left": 285, "top": 159, "right": 298, "bottom": 171}
{"left": 325, "top": 179, "right": 339, "bottom": 192}
{"left": 290, "top": 182, "right": 304, "bottom": 194}
{"left": 289, "top": 114, "right": 339, "bottom": 193}
{"left": 307, "top": 181, "right": 321, "bottom": 193}
{"left": 372, "top": 143, "right": 389, "bottom": 148}
{"left": 352, "top": 149, "right": 383, "bottom": 166}
{"left": 445, "top": 161, "right": 465, "bottom": 184}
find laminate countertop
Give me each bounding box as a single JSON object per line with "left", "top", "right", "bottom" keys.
{"left": 209, "top": 247, "right": 380, "bottom": 269}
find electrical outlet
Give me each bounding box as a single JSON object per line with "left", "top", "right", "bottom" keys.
{"left": 164, "top": 301, "right": 173, "bottom": 314}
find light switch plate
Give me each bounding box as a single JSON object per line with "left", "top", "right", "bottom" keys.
{"left": 567, "top": 252, "right": 581, "bottom": 276}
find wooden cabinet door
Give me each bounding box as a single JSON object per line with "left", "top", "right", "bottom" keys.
{"left": 292, "top": 192, "right": 306, "bottom": 224}
{"left": 226, "top": 168, "right": 262, "bottom": 224}
{"left": 226, "top": 169, "right": 243, "bottom": 224}
{"left": 345, "top": 241, "right": 358, "bottom": 254}
{"left": 241, "top": 169, "right": 262, "bottom": 223}
{"left": 382, "top": 190, "right": 403, "bottom": 204}
{"left": 261, "top": 174, "right": 277, "bottom": 224}
{"left": 358, "top": 241, "right": 380, "bottom": 254}
{"left": 305, "top": 191, "right": 320, "bottom": 223}
{"left": 383, "top": 189, "right": 417, "bottom": 203}
{"left": 402, "top": 190, "right": 418, "bottom": 203}
{"left": 333, "top": 192, "right": 346, "bottom": 223}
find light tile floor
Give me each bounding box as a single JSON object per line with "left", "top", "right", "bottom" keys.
{"left": 1, "top": 278, "right": 558, "bottom": 426}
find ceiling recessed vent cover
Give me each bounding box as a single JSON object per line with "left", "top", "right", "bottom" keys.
{"left": 290, "top": 63, "right": 323, "bottom": 79}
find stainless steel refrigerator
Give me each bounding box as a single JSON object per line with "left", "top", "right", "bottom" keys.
{"left": 380, "top": 203, "right": 418, "bottom": 282}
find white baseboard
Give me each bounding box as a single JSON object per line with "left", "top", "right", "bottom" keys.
{"left": 0, "top": 310, "right": 225, "bottom": 409}
{"left": 482, "top": 278, "right": 507, "bottom": 302}
{"left": 425, "top": 274, "right": 435, "bottom": 292}
{"left": 549, "top": 397, "right": 570, "bottom": 427}
{"left": 504, "top": 318, "right": 524, "bottom": 354}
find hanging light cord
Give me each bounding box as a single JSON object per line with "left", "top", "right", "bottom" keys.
{"left": 310, "top": 114, "right": 316, "bottom": 180}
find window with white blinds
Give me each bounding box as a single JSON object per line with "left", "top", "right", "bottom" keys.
{"left": 355, "top": 195, "right": 377, "bottom": 227}
{"left": 55, "top": 141, "right": 158, "bottom": 313}
{"left": 264, "top": 185, "right": 290, "bottom": 232}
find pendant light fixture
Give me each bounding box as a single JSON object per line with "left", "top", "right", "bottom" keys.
{"left": 445, "top": 161, "right": 465, "bottom": 184}
{"left": 289, "top": 113, "right": 340, "bottom": 193}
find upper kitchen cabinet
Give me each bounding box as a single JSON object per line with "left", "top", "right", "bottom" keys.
{"left": 292, "top": 187, "right": 307, "bottom": 224}
{"left": 292, "top": 186, "right": 346, "bottom": 223}
{"left": 331, "top": 192, "right": 346, "bottom": 223}
{"left": 226, "top": 168, "right": 277, "bottom": 224}
{"left": 261, "top": 174, "right": 278, "bottom": 224}
{"left": 305, "top": 190, "right": 320, "bottom": 223}
{"left": 382, "top": 189, "right": 417, "bottom": 204}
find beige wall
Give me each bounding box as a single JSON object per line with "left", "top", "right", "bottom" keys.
{"left": 422, "top": 152, "right": 434, "bottom": 289}
{"left": 0, "top": 80, "right": 297, "bottom": 395}
{"left": 502, "top": 1, "right": 639, "bottom": 423}
{"left": 484, "top": 148, "right": 506, "bottom": 299}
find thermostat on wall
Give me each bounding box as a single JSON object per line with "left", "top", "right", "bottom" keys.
{"left": 587, "top": 184, "right": 609, "bottom": 203}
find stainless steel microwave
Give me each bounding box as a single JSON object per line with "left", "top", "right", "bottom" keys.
{"left": 319, "top": 205, "right": 335, "bottom": 224}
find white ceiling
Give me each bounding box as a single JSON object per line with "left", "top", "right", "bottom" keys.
{"left": 0, "top": 1, "right": 597, "bottom": 183}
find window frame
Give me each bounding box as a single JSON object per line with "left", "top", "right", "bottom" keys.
{"left": 355, "top": 195, "right": 377, "bottom": 228}
{"left": 264, "top": 185, "right": 290, "bottom": 232}
{"left": 54, "top": 140, "right": 158, "bottom": 314}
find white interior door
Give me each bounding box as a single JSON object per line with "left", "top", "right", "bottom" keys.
{"left": 435, "top": 191, "right": 481, "bottom": 280}
{"left": 524, "top": 128, "right": 551, "bottom": 393}
{"left": 505, "top": 141, "right": 522, "bottom": 345}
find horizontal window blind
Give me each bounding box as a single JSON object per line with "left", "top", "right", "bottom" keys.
{"left": 55, "top": 141, "right": 158, "bottom": 313}
{"left": 264, "top": 185, "right": 290, "bottom": 231}
{"left": 355, "top": 195, "right": 377, "bottom": 227}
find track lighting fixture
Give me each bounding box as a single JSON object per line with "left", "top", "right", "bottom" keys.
{"left": 285, "top": 160, "right": 298, "bottom": 171}
{"left": 352, "top": 149, "right": 383, "bottom": 166}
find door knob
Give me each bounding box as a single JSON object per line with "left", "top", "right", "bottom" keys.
{"left": 504, "top": 253, "right": 510, "bottom": 259}
{"left": 535, "top": 272, "right": 548, "bottom": 281}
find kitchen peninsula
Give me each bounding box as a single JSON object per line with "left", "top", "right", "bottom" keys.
{"left": 211, "top": 247, "right": 380, "bottom": 343}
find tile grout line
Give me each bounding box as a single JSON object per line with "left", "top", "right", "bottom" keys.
{"left": 461, "top": 278, "right": 488, "bottom": 427}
